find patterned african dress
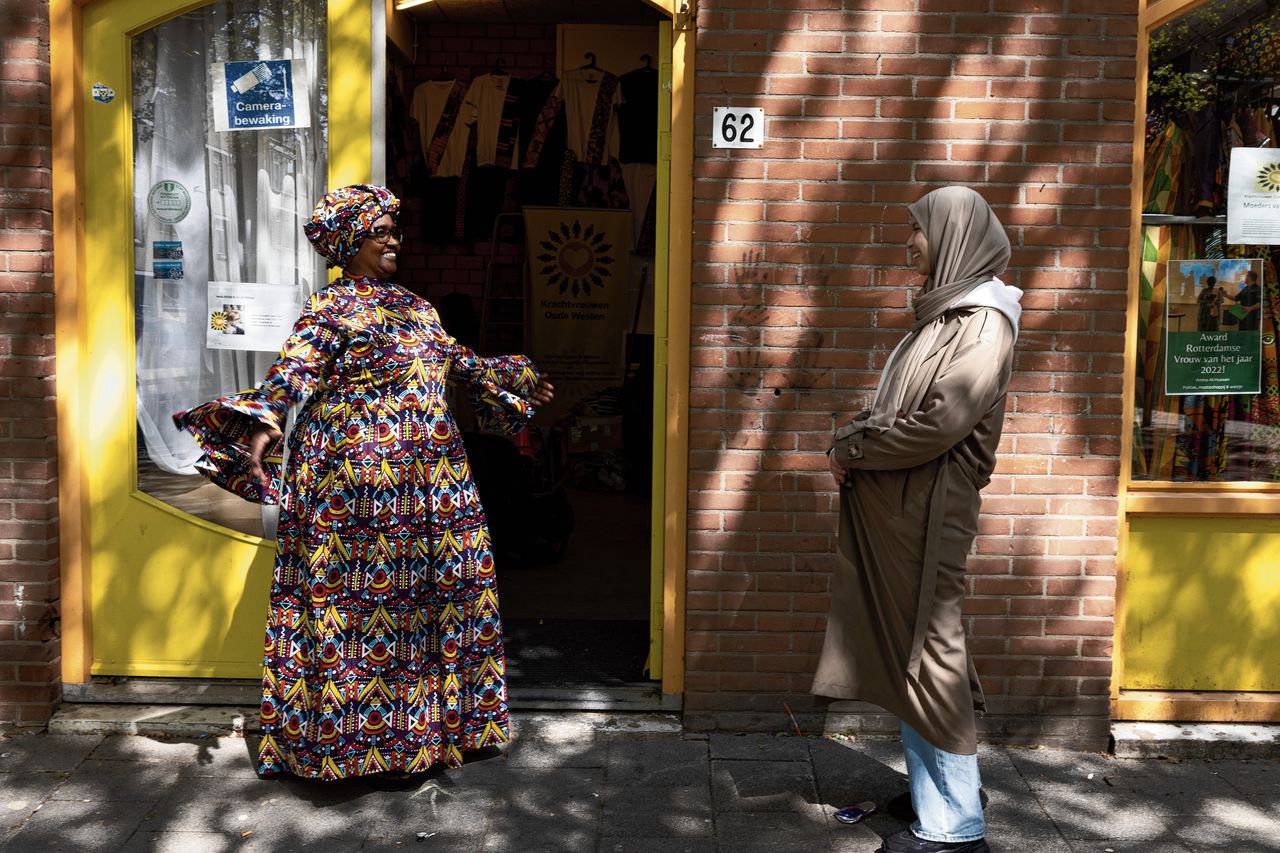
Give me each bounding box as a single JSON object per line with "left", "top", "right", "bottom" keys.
{"left": 174, "top": 275, "right": 539, "bottom": 779}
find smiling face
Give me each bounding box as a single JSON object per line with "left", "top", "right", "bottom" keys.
{"left": 345, "top": 213, "right": 400, "bottom": 279}
{"left": 906, "top": 214, "right": 931, "bottom": 277}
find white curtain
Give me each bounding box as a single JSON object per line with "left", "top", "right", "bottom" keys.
{"left": 132, "top": 0, "right": 327, "bottom": 475}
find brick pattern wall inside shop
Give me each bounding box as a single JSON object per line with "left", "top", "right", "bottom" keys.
{"left": 685, "top": 0, "right": 1135, "bottom": 748}
{"left": 0, "top": 0, "right": 60, "bottom": 728}
{"left": 393, "top": 23, "right": 557, "bottom": 306}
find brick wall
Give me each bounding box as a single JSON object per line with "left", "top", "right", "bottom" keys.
{"left": 0, "top": 0, "right": 60, "bottom": 729}
{"left": 683, "top": 0, "right": 1136, "bottom": 749}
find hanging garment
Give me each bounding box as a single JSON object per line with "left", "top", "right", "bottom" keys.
{"left": 617, "top": 66, "right": 658, "bottom": 165}
{"left": 517, "top": 75, "right": 558, "bottom": 165}
{"left": 174, "top": 276, "right": 540, "bottom": 779}
{"left": 387, "top": 71, "right": 424, "bottom": 198}
{"left": 532, "top": 72, "right": 628, "bottom": 210}
{"left": 516, "top": 75, "right": 563, "bottom": 207}
{"left": 1250, "top": 252, "right": 1280, "bottom": 480}
{"left": 412, "top": 79, "right": 469, "bottom": 178}
{"left": 1134, "top": 122, "right": 1191, "bottom": 479}
{"left": 461, "top": 74, "right": 522, "bottom": 169}
{"left": 524, "top": 69, "right": 621, "bottom": 169}
{"left": 561, "top": 69, "right": 621, "bottom": 165}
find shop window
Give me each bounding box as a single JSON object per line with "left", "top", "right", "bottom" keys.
{"left": 131, "top": 0, "right": 328, "bottom": 536}
{"left": 1135, "top": 0, "right": 1280, "bottom": 482}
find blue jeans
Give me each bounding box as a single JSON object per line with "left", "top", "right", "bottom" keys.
{"left": 901, "top": 721, "right": 985, "bottom": 843}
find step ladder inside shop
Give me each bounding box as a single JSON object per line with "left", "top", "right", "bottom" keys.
{"left": 479, "top": 212, "right": 528, "bottom": 354}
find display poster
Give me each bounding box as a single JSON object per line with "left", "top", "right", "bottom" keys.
{"left": 206, "top": 281, "right": 302, "bottom": 352}
{"left": 211, "top": 59, "right": 311, "bottom": 133}
{"left": 1227, "top": 147, "right": 1280, "bottom": 245}
{"left": 1164, "top": 258, "right": 1263, "bottom": 396}
{"left": 524, "top": 207, "right": 631, "bottom": 412}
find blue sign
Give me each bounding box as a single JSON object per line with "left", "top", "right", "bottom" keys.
{"left": 153, "top": 240, "right": 183, "bottom": 260}
{"left": 153, "top": 261, "right": 184, "bottom": 280}
{"left": 213, "top": 59, "right": 310, "bottom": 132}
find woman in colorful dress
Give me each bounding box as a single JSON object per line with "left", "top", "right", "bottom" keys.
{"left": 814, "top": 186, "right": 1021, "bottom": 853}
{"left": 175, "top": 184, "right": 552, "bottom": 785}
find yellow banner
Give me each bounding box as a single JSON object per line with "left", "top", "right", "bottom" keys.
{"left": 524, "top": 207, "right": 632, "bottom": 411}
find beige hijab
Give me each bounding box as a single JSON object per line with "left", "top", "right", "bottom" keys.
{"left": 865, "top": 187, "right": 1011, "bottom": 432}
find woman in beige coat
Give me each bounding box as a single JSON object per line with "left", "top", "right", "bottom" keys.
{"left": 813, "top": 186, "right": 1022, "bottom": 853}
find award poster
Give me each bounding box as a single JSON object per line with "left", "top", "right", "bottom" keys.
{"left": 1227, "top": 147, "right": 1280, "bottom": 245}
{"left": 524, "top": 207, "right": 632, "bottom": 414}
{"left": 1164, "top": 258, "right": 1263, "bottom": 396}
{"left": 206, "top": 282, "right": 301, "bottom": 352}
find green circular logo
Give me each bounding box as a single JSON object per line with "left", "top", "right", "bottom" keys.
{"left": 147, "top": 180, "right": 191, "bottom": 225}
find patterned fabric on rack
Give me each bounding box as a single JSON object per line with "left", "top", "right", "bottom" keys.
{"left": 1242, "top": 249, "right": 1280, "bottom": 480}
{"left": 1173, "top": 229, "right": 1232, "bottom": 480}
{"left": 425, "top": 81, "right": 469, "bottom": 177}
{"left": 1217, "top": 23, "right": 1280, "bottom": 77}
{"left": 583, "top": 74, "right": 619, "bottom": 166}
{"left": 522, "top": 92, "right": 563, "bottom": 170}
{"left": 174, "top": 275, "right": 540, "bottom": 780}
{"left": 1135, "top": 122, "right": 1189, "bottom": 479}
{"left": 492, "top": 83, "right": 522, "bottom": 170}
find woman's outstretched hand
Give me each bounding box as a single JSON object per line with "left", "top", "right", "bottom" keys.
{"left": 247, "top": 424, "right": 282, "bottom": 486}
{"left": 529, "top": 379, "right": 555, "bottom": 407}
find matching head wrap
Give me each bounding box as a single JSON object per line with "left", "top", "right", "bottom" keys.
{"left": 303, "top": 184, "right": 401, "bottom": 269}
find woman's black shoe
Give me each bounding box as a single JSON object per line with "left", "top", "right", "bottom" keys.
{"left": 885, "top": 788, "right": 988, "bottom": 822}
{"left": 879, "top": 828, "right": 990, "bottom": 853}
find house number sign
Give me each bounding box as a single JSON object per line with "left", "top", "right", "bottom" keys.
{"left": 712, "top": 107, "right": 765, "bottom": 149}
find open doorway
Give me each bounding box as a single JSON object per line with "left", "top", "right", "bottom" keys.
{"left": 384, "top": 0, "right": 668, "bottom": 700}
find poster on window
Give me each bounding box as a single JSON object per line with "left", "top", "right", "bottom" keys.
{"left": 1164, "top": 258, "right": 1263, "bottom": 396}
{"left": 1227, "top": 147, "right": 1280, "bottom": 245}
{"left": 206, "top": 281, "right": 302, "bottom": 352}
{"left": 524, "top": 207, "right": 632, "bottom": 412}
{"left": 210, "top": 59, "right": 311, "bottom": 132}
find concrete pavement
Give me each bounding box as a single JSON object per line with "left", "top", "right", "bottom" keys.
{"left": 0, "top": 714, "right": 1277, "bottom": 852}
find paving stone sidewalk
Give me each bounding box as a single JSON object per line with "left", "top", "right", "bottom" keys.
{"left": 0, "top": 715, "right": 1277, "bottom": 852}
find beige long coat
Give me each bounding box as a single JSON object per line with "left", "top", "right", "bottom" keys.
{"left": 811, "top": 304, "right": 1015, "bottom": 755}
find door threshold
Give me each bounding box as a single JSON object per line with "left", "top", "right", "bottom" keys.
{"left": 63, "top": 677, "right": 680, "bottom": 712}
{"left": 509, "top": 684, "right": 680, "bottom": 712}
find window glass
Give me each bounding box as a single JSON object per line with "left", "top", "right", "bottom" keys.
{"left": 1135, "top": 0, "right": 1280, "bottom": 482}
{"left": 132, "top": 0, "right": 328, "bottom": 535}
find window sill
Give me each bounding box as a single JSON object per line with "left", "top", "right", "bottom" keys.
{"left": 1125, "top": 489, "right": 1280, "bottom": 516}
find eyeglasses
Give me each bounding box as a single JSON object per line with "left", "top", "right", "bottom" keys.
{"left": 367, "top": 225, "right": 402, "bottom": 244}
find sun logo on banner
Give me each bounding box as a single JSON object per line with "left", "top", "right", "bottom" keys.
{"left": 535, "top": 219, "right": 615, "bottom": 296}
{"left": 209, "top": 310, "right": 229, "bottom": 331}
{"left": 1256, "top": 162, "right": 1280, "bottom": 192}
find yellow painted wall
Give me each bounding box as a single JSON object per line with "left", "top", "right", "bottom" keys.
{"left": 1123, "top": 515, "right": 1280, "bottom": 691}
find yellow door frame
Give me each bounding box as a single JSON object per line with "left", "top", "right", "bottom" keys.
{"left": 1115, "top": 0, "right": 1280, "bottom": 722}
{"left": 51, "top": 0, "right": 693, "bottom": 697}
